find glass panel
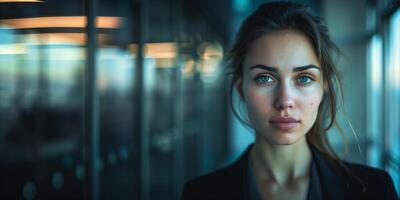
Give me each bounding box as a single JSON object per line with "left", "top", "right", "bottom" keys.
{"left": 386, "top": 8, "right": 400, "bottom": 195}
{"left": 0, "top": 1, "right": 231, "bottom": 199}
{"left": 96, "top": 0, "right": 139, "bottom": 199}
{"left": 366, "top": 35, "right": 383, "bottom": 168}
{"left": 142, "top": 1, "right": 229, "bottom": 200}
{"left": 0, "top": 1, "right": 85, "bottom": 199}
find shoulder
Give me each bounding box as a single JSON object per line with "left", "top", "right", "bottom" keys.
{"left": 182, "top": 164, "right": 243, "bottom": 200}
{"left": 343, "top": 162, "right": 398, "bottom": 199}
{"left": 309, "top": 146, "right": 398, "bottom": 199}
{"left": 180, "top": 165, "right": 235, "bottom": 200}
{"left": 181, "top": 147, "right": 252, "bottom": 200}
{"left": 344, "top": 161, "right": 393, "bottom": 183}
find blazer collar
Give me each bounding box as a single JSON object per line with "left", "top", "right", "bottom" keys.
{"left": 221, "top": 145, "right": 252, "bottom": 199}
{"left": 226, "top": 144, "right": 365, "bottom": 200}
{"left": 310, "top": 145, "right": 366, "bottom": 199}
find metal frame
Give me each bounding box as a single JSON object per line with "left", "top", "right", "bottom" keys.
{"left": 84, "top": 0, "right": 100, "bottom": 199}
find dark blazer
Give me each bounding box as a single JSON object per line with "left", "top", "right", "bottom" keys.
{"left": 181, "top": 145, "right": 399, "bottom": 200}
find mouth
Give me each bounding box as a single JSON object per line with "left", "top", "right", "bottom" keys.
{"left": 269, "top": 117, "right": 300, "bottom": 131}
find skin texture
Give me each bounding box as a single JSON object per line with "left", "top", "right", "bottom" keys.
{"left": 236, "top": 30, "right": 324, "bottom": 200}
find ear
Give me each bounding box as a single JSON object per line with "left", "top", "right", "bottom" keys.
{"left": 235, "top": 78, "right": 245, "bottom": 101}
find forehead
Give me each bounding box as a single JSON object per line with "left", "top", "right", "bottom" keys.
{"left": 243, "top": 30, "right": 320, "bottom": 71}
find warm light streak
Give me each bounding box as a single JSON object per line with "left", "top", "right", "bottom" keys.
{"left": 23, "top": 33, "right": 108, "bottom": 45}
{"left": 128, "top": 42, "right": 178, "bottom": 59}
{"left": 0, "top": 0, "right": 43, "bottom": 2}
{"left": 0, "top": 16, "right": 121, "bottom": 29}
{"left": 144, "top": 43, "right": 177, "bottom": 59}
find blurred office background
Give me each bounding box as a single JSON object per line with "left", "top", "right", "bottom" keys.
{"left": 0, "top": 0, "right": 398, "bottom": 199}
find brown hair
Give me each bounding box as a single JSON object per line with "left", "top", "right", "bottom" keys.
{"left": 227, "top": 1, "right": 344, "bottom": 166}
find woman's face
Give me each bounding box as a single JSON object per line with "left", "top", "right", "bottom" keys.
{"left": 237, "top": 30, "right": 324, "bottom": 145}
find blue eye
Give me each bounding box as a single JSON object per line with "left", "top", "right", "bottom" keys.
{"left": 297, "top": 75, "right": 314, "bottom": 85}
{"left": 254, "top": 75, "right": 275, "bottom": 85}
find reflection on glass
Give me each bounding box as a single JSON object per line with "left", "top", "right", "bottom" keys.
{"left": 0, "top": 0, "right": 231, "bottom": 199}
{"left": 0, "top": 1, "right": 87, "bottom": 199}
{"left": 386, "top": 8, "right": 400, "bottom": 195}
{"left": 197, "top": 42, "right": 223, "bottom": 83}
{"left": 389, "top": 10, "right": 400, "bottom": 89}
{"left": 371, "top": 35, "right": 382, "bottom": 89}
{"left": 366, "top": 35, "right": 383, "bottom": 168}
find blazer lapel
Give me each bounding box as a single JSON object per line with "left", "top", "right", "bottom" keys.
{"left": 225, "top": 144, "right": 366, "bottom": 200}
{"left": 307, "top": 158, "right": 323, "bottom": 200}
{"left": 221, "top": 145, "right": 252, "bottom": 199}
{"left": 229, "top": 145, "right": 354, "bottom": 199}
{"left": 311, "top": 147, "right": 357, "bottom": 200}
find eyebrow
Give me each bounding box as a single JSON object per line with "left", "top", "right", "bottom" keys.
{"left": 248, "top": 64, "right": 320, "bottom": 72}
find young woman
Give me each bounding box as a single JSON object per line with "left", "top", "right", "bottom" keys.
{"left": 182, "top": 2, "right": 399, "bottom": 200}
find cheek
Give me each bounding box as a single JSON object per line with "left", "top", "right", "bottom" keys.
{"left": 244, "top": 86, "right": 275, "bottom": 118}
{"left": 246, "top": 87, "right": 274, "bottom": 106}
{"left": 304, "top": 93, "right": 323, "bottom": 115}
{"left": 299, "top": 85, "right": 323, "bottom": 110}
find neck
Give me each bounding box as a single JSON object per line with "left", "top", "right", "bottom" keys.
{"left": 250, "top": 136, "right": 312, "bottom": 186}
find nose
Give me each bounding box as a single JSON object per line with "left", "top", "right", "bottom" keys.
{"left": 274, "top": 83, "right": 295, "bottom": 110}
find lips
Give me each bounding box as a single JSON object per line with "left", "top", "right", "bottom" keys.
{"left": 269, "top": 117, "right": 300, "bottom": 131}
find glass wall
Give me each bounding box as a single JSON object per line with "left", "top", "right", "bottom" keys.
{"left": 367, "top": 4, "right": 400, "bottom": 194}
{"left": 385, "top": 7, "right": 400, "bottom": 194}
{"left": 0, "top": 1, "right": 87, "bottom": 199}
{"left": 0, "top": 0, "right": 229, "bottom": 199}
